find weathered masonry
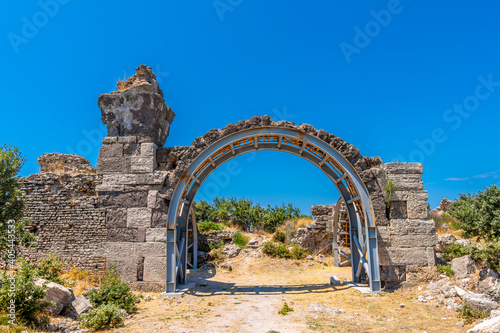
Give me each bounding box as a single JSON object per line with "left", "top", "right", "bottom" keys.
{"left": 21, "top": 65, "right": 437, "bottom": 292}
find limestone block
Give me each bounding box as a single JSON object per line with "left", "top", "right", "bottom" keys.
{"left": 96, "top": 157, "right": 125, "bottom": 174}
{"left": 108, "top": 228, "right": 138, "bottom": 242}
{"left": 389, "top": 174, "right": 424, "bottom": 191}
{"left": 117, "top": 136, "right": 137, "bottom": 144}
{"left": 452, "top": 255, "right": 477, "bottom": 279}
{"left": 467, "top": 315, "right": 500, "bottom": 333}
{"left": 407, "top": 200, "right": 429, "bottom": 219}
{"left": 100, "top": 242, "right": 136, "bottom": 257}
{"left": 378, "top": 247, "right": 428, "bottom": 266}
{"left": 102, "top": 136, "right": 118, "bottom": 144}
{"left": 106, "top": 208, "right": 127, "bottom": 228}
{"left": 426, "top": 247, "right": 436, "bottom": 266}
{"left": 391, "top": 190, "right": 428, "bottom": 202}
{"left": 146, "top": 228, "right": 166, "bottom": 242}
{"left": 136, "top": 171, "right": 168, "bottom": 185}
{"left": 102, "top": 174, "right": 137, "bottom": 185}
{"left": 72, "top": 295, "right": 93, "bottom": 315}
{"left": 478, "top": 277, "right": 500, "bottom": 301}
{"left": 34, "top": 279, "right": 75, "bottom": 316}
{"left": 390, "top": 201, "right": 407, "bottom": 219}
{"left": 152, "top": 210, "right": 168, "bottom": 228}
{"left": 390, "top": 219, "right": 435, "bottom": 235}
{"left": 105, "top": 256, "right": 142, "bottom": 282}
{"left": 463, "top": 292, "right": 499, "bottom": 313}
{"left": 143, "top": 257, "right": 166, "bottom": 282}
{"left": 141, "top": 143, "right": 157, "bottom": 157}
{"left": 98, "top": 190, "right": 148, "bottom": 208}
{"left": 99, "top": 144, "right": 123, "bottom": 157}
{"left": 127, "top": 208, "right": 152, "bottom": 228}
{"left": 135, "top": 242, "right": 166, "bottom": 257}
{"left": 377, "top": 226, "right": 391, "bottom": 247}
{"left": 390, "top": 234, "right": 438, "bottom": 248}
{"left": 130, "top": 156, "right": 155, "bottom": 173}
{"left": 147, "top": 190, "right": 159, "bottom": 209}
{"left": 129, "top": 281, "right": 165, "bottom": 292}
{"left": 380, "top": 265, "right": 406, "bottom": 282}
{"left": 384, "top": 163, "right": 423, "bottom": 174}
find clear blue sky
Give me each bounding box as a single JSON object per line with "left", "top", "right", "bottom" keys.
{"left": 2, "top": 1, "right": 500, "bottom": 213}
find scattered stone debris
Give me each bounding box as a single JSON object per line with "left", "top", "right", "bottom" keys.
{"left": 34, "top": 279, "right": 75, "bottom": 316}
{"left": 72, "top": 295, "right": 93, "bottom": 315}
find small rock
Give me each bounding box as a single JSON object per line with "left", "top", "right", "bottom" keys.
{"left": 400, "top": 304, "right": 405, "bottom": 308}
{"left": 330, "top": 276, "right": 341, "bottom": 285}
{"left": 318, "top": 254, "right": 325, "bottom": 260}
{"left": 491, "top": 309, "right": 500, "bottom": 318}
{"left": 220, "top": 263, "right": 232, "bottom": 271}
{"left": 46, "top": 323, "right": 59, "bottom": 332}
{"left": 467, "top": 315, "right": 500, "bottom": 333}
{"left": 418, "top": 296, "right": 427, "bottom": 303}
{"left": 222, "top": 244, "right": 241, "bottom": 258}
{"left": 455, "top": 286, "right": 467, "bottom": 297}
{"left": 72, "top": 295, "right": 93, "bottom": 315}
{"left": 306, "top": 255, "right": 314, "bottom": 260}
{"left": 463, "top": 292, "right": 499, "bottom": 313}
{"left": 478, "top": 276, "right": 500, "bottom": 301}
{"left": 144, "top": 295, "right": 152, "bottom": 302}
{"left": 456, "top": 322, "right": 464, "bottom": 327}
{"left": 34, "top": 279, "right": 75, "bottom": 316}
{"left": 451, "top": 255, "right": 477, "bottom": 279}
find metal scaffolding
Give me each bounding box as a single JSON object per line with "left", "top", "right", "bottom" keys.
{"left": 166, "top": 127, "right": 381, "bottom": 293}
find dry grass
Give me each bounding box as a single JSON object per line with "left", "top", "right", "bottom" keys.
{"left": 60, "top": 267, "right": 103, "bottom": 296}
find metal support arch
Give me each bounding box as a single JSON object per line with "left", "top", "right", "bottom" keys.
{"left": 166, "top": 127, "right": 381, "bottom": 293}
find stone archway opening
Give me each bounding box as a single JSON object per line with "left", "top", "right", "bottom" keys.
{"left": 166, "top": 127, "right": 381, "bottom": 293}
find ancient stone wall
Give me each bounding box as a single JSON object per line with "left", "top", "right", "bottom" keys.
{"left": 20, "top": 155, "right": 106, "bottom": 273}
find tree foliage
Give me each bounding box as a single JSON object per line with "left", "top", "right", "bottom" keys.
{"left": 0, "top": 144, "right": 34, "bottom": 263}
{"left": 194, "top": 196, "right": 304, "bottom": 232}
{"left": 449, "top": 184, "right": 500, "bottom": 241}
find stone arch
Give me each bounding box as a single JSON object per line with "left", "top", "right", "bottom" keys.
{"left": 165, "top": 120, "right": 382, "bottom": 293}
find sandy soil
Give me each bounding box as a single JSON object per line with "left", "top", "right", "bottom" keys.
{"left": 102, "top": 254, "right": 473, "bottom": 333}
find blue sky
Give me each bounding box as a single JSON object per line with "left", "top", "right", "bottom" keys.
{"left": 2, "top": 1, "right": 500, "bottom": 213}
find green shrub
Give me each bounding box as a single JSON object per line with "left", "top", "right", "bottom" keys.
{"left": 80, "top": 304, "right": 126, "bottom": 330}
{"left": 437, "top": 265, "right": 454, "bottom": 277}
{"left": 278, "top": 301, "right": 294, "bottom": 315}
{"left": 456, "top": 300, "right": 489, "bottom": 324}
{"left": 232, "top": 232, "right": 249, "bottom": 249}
{"left": 262, "top": 241, "right": 277, "bottom": 256}
{"left": 478, "top": 240, "right": 500, "bottom": 272}
{"left": 208, "top": 241, "right": 224, "bottom": 250}
{"left": 290, "top": 244, "right": 309, "bottom": 260}
{"left": 208, "top": 248, "right": 225, "bottom": 264}
{"left": 262, "top": 242, "right": 294, "bottom": 259}
{"left": 0, "top": 259, "right": 53, "bottom": 325}
{"left": 385, "top": 178, "right": 396, "bottom": 209}
{"left": 34, "top": 254, "right": 66, "bottom": 286}
{"left": 272, "top": 230, "right": 286, "bottom": 243}
{"left": 449, "top": 185, "right": 500, "bottom": 241}
{"left": 198, "top": 221, "right": 225, "bottom": 233}
{"left": 441, "top": 243, "right": 478, "bottom": 262}
{"left": 85, "top": 268, "right": 139, "bottom": 313}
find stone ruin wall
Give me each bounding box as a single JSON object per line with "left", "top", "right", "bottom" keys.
{"left": 19, "top": 64, "right": 438, "bottom": 291}
{"left": 20, "top": 154, "right": 106, "bottom": 273}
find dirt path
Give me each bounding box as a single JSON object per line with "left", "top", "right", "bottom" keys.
{"left": 104, "top": 255, "right": 472, "bottom": 333}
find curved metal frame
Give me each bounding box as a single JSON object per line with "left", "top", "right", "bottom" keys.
{"left": 166, "top": 127, "right": 380, "bottom": 292}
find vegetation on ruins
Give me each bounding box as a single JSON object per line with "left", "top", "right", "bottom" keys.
{"left": 0, "top": 144, "right": 35, "bottom": 264}
{"left": 456, "top": 299, "right": 489, "bottom": 324}
{"left": 448, "top": 184, "right": 500, "bottom": 241}
{"left": 80, "top": 303, "right": 126, "bottom": 330}
{"left": 0, "top": 259, "right": 53, "bottom": 326}
{"left": 384, "top": 178, "right": 396, "bottom": 209}
{"left": 232, "top": 231, "right": 249, "bottom": 249}
{"left": 195, "top": 196, "right": 307, "bottom": 233}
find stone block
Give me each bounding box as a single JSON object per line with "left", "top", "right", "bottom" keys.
{"left": 391, "top": 190, "right": 428, "bottom": 202}
{"left": 141, "top": 143, "right": 157, "bottom": 157}
{"left": 389, "top": 174, "right": 424, "bottom": 191}
{"left": 34, "top": 279, "right": 75, "bottom": 316}
{"left": 389, "top": 201, "right": 407, "bottom": 219}
{"left": 384, "top": 163, "right": 423, "bottom": 174}
{"left": 390, "top": 234, "right": 438, "bottom": 248}
{"left": 377, "top": 226, "right": 391, "bottom": 246}
{"left": 106, "top": 208, "right": 127, "bottom": 228}
{"left": 105, "top": 256, "right": 142, "bottom": 282}
{"left": 102, "top": 174, "right": 136, "bottom": 185}
{"left": 147, "top": 190, "right": 159, "bottom": 209}
{"left": 127, "top": 208, "right": 152, "bottom": 228}
{"left": 407, "top": 200, "right": 429, "bottom": 219}
{"left": 98, "top": 144, "right": 123, "bottom": 157}
{"left": 117, "top": 136, "right": 137, "bottom": 144}
{"left": 143, "top": 257, "right": 166, "bottom": 282}
{"left": 380, "top": 265, "right": 406, "bottom": 282}
{"left": 123, "top": 143, "right": 141, "bottom": 156}
{"left": 138, "top": 228, "right": 146, "bottom": 242}
{"left": 96, "top": 184, "right": 124, "bottom": 192}
{"left": 135, "top": 242, "right": 166, "bottom": 257}
{"left": 72, "top": 295, "right": 93, "bottom": 315}
{"left": 100, "top": 242, "right": 135, "bottom": 257}
{"left": 136, "top": 171, "right": 168, "bottom": 185}
{"left": 146, "top": 228, "right": 166, "bottom": 242}
{"left": 102, "top": 136, "right": 118, "bottom": 144}
{"left": 378, "top": 247, "right": 428, "bottom": 266}
{"left": 311, "top": 205, "right": 334, "bottom": 216}
{"left": 152, "top": 210, "right": 167, "bottom": 228}
{"left": 107, "top": 228, "right": 138, "bottom": 242}
{"left": 130, "top": 156, "right": 155, "bottom": 173}
{"left": 390, "top": 219, "right": 435, "bottom": 235}
{"left": 426, "top": 247, "right": 436, "bottom": 266}
{"left": 129, "top": 281, "right": 165, "bottom": 292}
{"left": 98, "top": 190, "right": 148, "bottom": 208}
{"left": 96, "top": 157, "right": 124, "bottom": 174}
{"left": 451, "top": 255, "right": 477, "bottom": 279}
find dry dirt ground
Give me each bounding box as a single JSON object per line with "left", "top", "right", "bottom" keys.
{"left": 103, "top": 255, "right": 474, "bottom": 333}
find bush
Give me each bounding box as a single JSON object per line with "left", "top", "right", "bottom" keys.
{"left": 278, "top": 301, "right": 293, "bottom": 315}
{"left": 437, "top": 265, "right": 454, "bottom": 277}
{"left": 34, "top": 254, "right": 66, "bottom": 286}
{"left": 274, "top": 243, "right": 292, "bottom": 259}
{"left": 456, "top": 300, "right": 489, "bottom": 324}
{"left": 262, "top": 241, "right": 277, "bottom": 256}
{"left": 441, "top": 243, "right": 478, "bottom": 262}
{"left": 198, "top": 221, "right": 225, "bottom": 233}
{"left": 0, "top": 259, "right": 53, "bottom": 325}
{"left": 80, "top": 304, "right": 125, "bottom": 330}
{"left": 290, "top": 244, "right": 309, "bottom": 260}
{"left": 207, "top": 248, "right": 225, "bottom": 264}
{"left": 449, "top": 185, "right": 500, "bottom": 241}
{"left": 272, "top": 230, "right": 286, "bottom": 243}
{"left": 85, "top": 268, "right": 139, "bottom": 313}
{"left": 208, "top": 241, "right": 224, "bottom": 250}
{"left": 441, "top": 241, "right": 500, "bottom": 273}
{"left": 232, "top": 232, "right": 249, "bottom": 249}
